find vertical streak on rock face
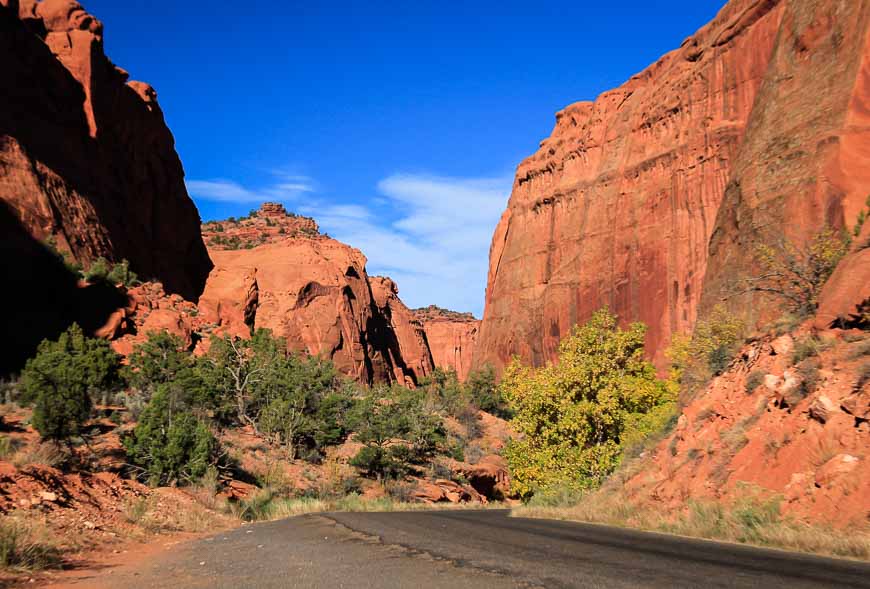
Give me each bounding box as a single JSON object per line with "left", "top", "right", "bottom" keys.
{"left": 0, "top": 1, "right": 212, "bottom": 301}
{"left": 475, "top": 0, "right": 787, "bottom": 373}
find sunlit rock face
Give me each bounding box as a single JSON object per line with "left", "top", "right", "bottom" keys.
{"left": 198, "top": 204, "right": 435, "bottom": 386}
{"left": 476, "top": 0, "right": 870, "bottom": 374}
{"left": 413, "top": 306, "right": 480, "bottom": 382}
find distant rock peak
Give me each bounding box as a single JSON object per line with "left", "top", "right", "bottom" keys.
{"left": 202, "top": 205, "right": 321, "bottom": 251}
{"left": 413, "top": 304, "right": 478, "bottom": 323}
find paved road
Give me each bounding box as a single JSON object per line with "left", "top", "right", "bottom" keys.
{"left": 56, "top": 510, "right": 870, "bottom": 588}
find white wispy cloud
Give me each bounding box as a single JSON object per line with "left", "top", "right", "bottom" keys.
{"left": 308, "top": 173, "right": 511, "bottom": 316}
{"left": 186, "top": 174, "right": 315, "bottom": 203}
{"left": 188, "top": 170, "right": 510, "bottom": 315}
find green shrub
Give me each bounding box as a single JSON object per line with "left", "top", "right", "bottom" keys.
{"left": 350, "top": 446, "right": 410, "bottom": 480}
{"left": 707, "top": 345, "right": 733, "bottom": 375}
{"left": 669, "top": 306, "right": 745, "bottom": 401}
{"left": 348, "top": 386, "right": 445, "bottom": 479}
{"left": 106, "top": 259, "right": 138, "bottom": 286}
{"left": 198, "top": 329, "right": 355, "bottom": 457}
{"left": 466, "top": 364, "right": 511, "bottom": 419}
{"left": 83, "top": 257, "right": 110, "bottom": 283}
{"left": 19, "top": 324, "right": 121, "bottom": 445}
{"left": 125, "top": 331, "right": 199, "bottom": 396}
{"left": 83, "top": 257, "right": 138, "bottom": 286}
{"left": 124, "top": 387, "right": 218, "bottom": 486}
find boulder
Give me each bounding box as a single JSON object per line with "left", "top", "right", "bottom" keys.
{"left": 814, "top": 454, "right": 860, "bottom": 488}
{"left": 808, "top": 395, "right": 838, "bottom": 424}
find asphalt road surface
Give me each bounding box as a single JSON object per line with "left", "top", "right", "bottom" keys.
{"left": 59, "top": 509, "right": 870, "bottom": 589}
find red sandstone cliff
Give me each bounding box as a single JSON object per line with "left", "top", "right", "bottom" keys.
{"left": 413, "top": 306, "right": 480, "bottom": 381}
{"left": 0, "top": 0, "right": 211, "bottom": 374}
{"left": 476, "top": 0, "right": 791, "bottom": 372}
{"left": 700, "top": 0, "right": 870, "bottom": 331}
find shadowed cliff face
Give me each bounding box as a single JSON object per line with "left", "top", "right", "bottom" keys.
{"left": 475, "top": 0, "right": 870, "bottom": 374}
{"left": 0, "top": 200, "right": 126, "bottom": 375}
{"left": 0, "top": 0, "right": 212, "bottom": 302}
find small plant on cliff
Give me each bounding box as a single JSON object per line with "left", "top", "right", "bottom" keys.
{"left": 668, "top": 305, "right": 745, "bottom": 402}
{"left": 83, "top": 257, "right": 138, "bottom": 287}
{"left": 739, "top": 228, "right": 849, "bottom": 319}
{"left": 745, "top": 370, "right": 765, "bottom": 395}
{"left": 19, "top": 324, "right": 121, "bottom": 446}
{"left": 106, "top": 259, "right": 138, "bottom": 286}
{"left": 500, "top": 309, "right": 675, "bottom": 499}
{"left": 853, "top": 194, "right": 870, "bottom": 238}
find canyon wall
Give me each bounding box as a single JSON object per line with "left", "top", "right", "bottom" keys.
{"left": 0, "top": 0, "right": 211, "bottom": 374}
{"left": 701, "top": 0, "right": 870, "bottom": 329}
{"left": 476, "top": 0, "right": 870, "bottom": 373}
{"left": 413, "top": 306, "right": 480, "bottom": 381}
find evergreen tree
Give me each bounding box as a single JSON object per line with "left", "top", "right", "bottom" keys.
{"left": 20, "top": 324, "right": 121, "bottom": 445}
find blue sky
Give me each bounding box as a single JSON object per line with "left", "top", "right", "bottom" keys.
{"left": 85, "top": 0, "right": 724, "bottom": 316}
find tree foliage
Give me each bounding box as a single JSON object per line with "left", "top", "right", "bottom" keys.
{"left": 348, "top": 386, "right": 446, "bottom": 480}
{"left": 741, "top": 228, "right": 849, "bottom": 318}
{"left": 20, "top": 324, "right": 121, "bottom": 444}
{"left": 124, "top": 386, "right": 218, "bottom": 486}
{"left": 84, "top": 257, "right": 138, "bottom": 287}
{"left": 125, "top": 331, "right": 199, "bottom": 395}
{"left": 500, "top": 309, "right": 675, "bottom": 499}
{"left": 198, "top": 329, "right": 352, "bottom": 458}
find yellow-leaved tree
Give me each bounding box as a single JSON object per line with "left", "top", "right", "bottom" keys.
{"left": 500, "top": 309, "right": 675, "bottom": 499}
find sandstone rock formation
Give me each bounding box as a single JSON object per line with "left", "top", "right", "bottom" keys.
{"left": 475, "top": 0, "right": 870, "bottom": 373}
{"left": 1, "top": 0, "right": 211, "bottom": 298}
{"left": 369, "top": 277, "right": 435, "bottom": 386}
{"left": 0, "top": 0, "right": 211, "bottom": 373}
{"left": 413, "top": 305, "right": 480, "bottom": 381}
{"left": 197, "top": 204, "right": 435, "bottom": 385}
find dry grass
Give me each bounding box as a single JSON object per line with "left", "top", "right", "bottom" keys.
{"left": 0, "top": 512, "right": 65, "bottom": 572}
{"left": 512, "top": 488, "right": 870, "bottom": 560}
{"left": 9, "top": 442, "right": 65, "bottom": 469}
